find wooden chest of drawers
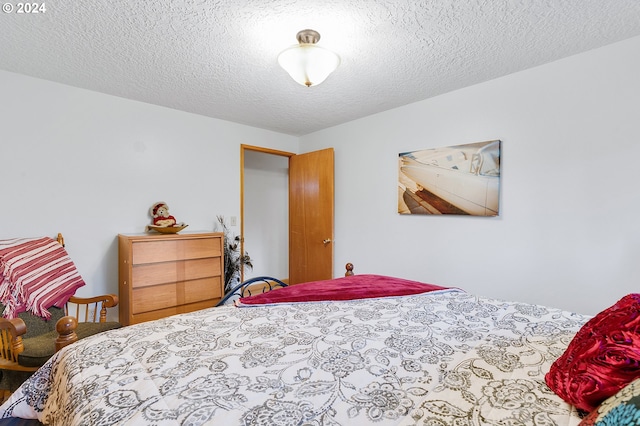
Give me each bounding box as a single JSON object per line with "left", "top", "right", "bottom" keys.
{"left": 118, "top": 232, "right": 224, "bottom": 325}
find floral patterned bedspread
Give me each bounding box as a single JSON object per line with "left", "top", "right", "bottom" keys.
{"left": 0, "top": 289, "right": 589, "bottom": 425}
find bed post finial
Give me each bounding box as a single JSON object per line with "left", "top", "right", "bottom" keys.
{"left": 57, "top": 233, "right": 65, "bottom": 247}
{"left": 345, "top": 263, "right": 354, "bottom": 276}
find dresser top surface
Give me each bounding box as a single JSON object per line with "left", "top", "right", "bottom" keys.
{"left": 118, "top": 231, "right": 222, "bottom": 240}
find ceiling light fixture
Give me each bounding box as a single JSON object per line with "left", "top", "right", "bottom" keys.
{"left": 277, "top": 29, "right": 341, "bottom": 87}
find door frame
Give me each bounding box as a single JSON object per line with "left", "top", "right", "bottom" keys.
{"left": 240, "top": 144, "right": 295, "bottom": 282}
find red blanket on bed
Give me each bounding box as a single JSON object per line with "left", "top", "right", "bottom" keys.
{"left": 238, "top": 274, "right": 449, "bottom": 305}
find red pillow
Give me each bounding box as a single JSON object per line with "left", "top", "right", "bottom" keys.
{"left": 545, "top": 293, "right": 640, "bottom": 412}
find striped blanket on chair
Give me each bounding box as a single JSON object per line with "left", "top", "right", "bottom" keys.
{"left": 0, "top": 237, "right": 85, "bottom": 319}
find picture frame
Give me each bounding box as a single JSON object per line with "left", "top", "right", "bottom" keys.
{"left": 398, "top": 140, "right": 501, "bottom": 216}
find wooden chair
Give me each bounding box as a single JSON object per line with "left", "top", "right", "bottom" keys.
{"left": 0, "top": 294, "right": 120, "bottom": 394}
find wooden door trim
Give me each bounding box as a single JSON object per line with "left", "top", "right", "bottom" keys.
{"left": 241, "top": 144, "right": 295, "bottom": 157}
{"left": 240, "top": 144, "right": 295, "bottom": 281}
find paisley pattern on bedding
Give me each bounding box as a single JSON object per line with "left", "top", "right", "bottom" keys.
{"left": 0, "top": 289, "right": 588, "bottom": 425}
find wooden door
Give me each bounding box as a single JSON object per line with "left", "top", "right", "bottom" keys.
{"left": 289, "top": 148, "right": 334, "bottom": 284}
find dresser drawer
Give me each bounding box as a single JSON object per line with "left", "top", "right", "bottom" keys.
{"left": 131, "top": 299, "right": 217, "bottom": 324}
{"left": 132, "top": 237, "right": 221, "bottom": 264}
{"left": 131, "top": 258, "right": 222, "bottom": 288}
{"left": 132, "top": 277, "right": 222, "bottom": 314}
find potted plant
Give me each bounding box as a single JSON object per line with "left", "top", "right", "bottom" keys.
{"left": 216, "top": 215, "right": 253, "bottom": 293}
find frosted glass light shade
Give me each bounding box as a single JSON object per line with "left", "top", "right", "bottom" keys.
{"left": 278, "top": 42, "right": 340, "bottom": 87}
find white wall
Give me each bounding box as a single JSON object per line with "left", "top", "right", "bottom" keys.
{"left": 4, "top": 35, "right": 639, "bottom": 317}
{"left": 1, "top": 70, "right": 298, "bottom": 305}
{"left": 301, "top": 36, "right": 640, "bottom": 315}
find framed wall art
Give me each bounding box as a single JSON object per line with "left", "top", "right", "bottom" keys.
{"left": 398, "top": 140, "right": 501, "bottom": 216}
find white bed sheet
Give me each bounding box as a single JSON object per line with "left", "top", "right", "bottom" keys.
{"left": 0, "top": 288, "right": 588, "bottom": 425}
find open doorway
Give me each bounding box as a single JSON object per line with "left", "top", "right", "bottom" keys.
{"left": 241, "top": 145, "right": 293, "bottom": 282}
{"left": 241, "top": 145, "right": 335, "bottom": 284}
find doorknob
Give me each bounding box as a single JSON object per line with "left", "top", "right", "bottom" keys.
{"left": 323, "top": 238, "right": 332, "bottom": 245}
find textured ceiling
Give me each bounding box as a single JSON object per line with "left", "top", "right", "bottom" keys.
{"left": 3, "top": 0, "right": 640, "bottom": 136}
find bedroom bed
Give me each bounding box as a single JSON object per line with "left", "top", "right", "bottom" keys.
{"left": 0, "top": 268, "right": 638, "bottom": 425}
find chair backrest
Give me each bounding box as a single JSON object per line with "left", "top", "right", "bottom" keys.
{"left": 64, "top": 295, "right": 118, "bottom": 323}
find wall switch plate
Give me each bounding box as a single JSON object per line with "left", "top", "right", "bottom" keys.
{"left": 230, "top": 216, "right": 237, "bottom": 226}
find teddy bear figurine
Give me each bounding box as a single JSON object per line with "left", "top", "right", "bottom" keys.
{"left": 147, "top": 202, "right": 186, "bottom": 232}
